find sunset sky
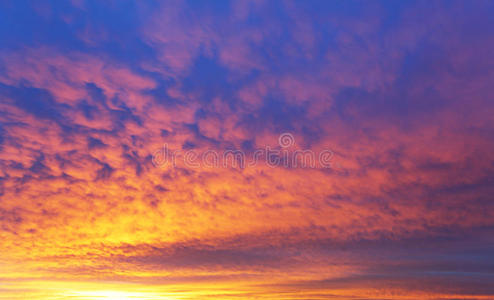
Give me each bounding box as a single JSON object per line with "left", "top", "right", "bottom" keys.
{"left": 1, "top": 1, "right": 494, "bottom": 299}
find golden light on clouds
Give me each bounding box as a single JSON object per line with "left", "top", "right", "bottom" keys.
{"left": 62, "top": 290, "right": 165, "bottom": 300}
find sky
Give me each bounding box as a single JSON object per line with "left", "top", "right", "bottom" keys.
{"left": 0, "top": 0, "right": 494, "bottom": 299}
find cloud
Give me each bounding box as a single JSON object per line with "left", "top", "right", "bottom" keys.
{"left": 0, "top": 0, "right": 494, "bottom": 299}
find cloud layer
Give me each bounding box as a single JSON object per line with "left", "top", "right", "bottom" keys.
{"left": 1, "top": 0, "right": 494, "bottom": 299}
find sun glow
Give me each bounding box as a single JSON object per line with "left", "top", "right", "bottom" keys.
{"left": 63, "top": 290, "right": 168, "bottom": 300}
